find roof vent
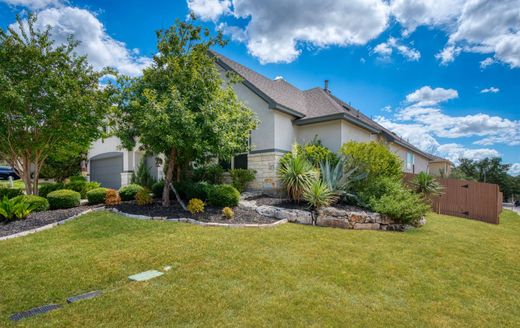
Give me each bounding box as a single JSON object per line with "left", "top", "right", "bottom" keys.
{"left": 324, "top": 80, "right": 330, "bottom": 93}
{"left": 274, "top": 76, "right": 284, "bottom": 81}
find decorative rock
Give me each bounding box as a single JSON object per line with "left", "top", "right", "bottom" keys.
{"left": 316, "top": 216, "right": 349, "bottom": 229}
{"left": 354, "top": 223, "right": 380, "bottom": 230}
{"left": 238, "top": 200, "right": 257, "bottom": 211}
{"left": 417, "top": 217, "right": 427, "bottom": 227}
{"left": 349, "top": 212, "right": 369, "bottom": 223}
{"left": 289, "top": 210, "right": 313, "bottom": 225}
{"left": 318, "top": 207, "right": 348, "bottom": 217}
{"left": 256, "top": 205, "right": 276, "bottom": 218}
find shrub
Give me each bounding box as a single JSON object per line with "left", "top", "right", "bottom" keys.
{"left": 0, "top": 196, "right": 37, "bottom": 221}
{"left": 105, "top": 189, "right": 121, "bottom": 205}
{"left": 208, "top": 184, "right": 240, "bottom": 207}
{"left": 222, "top": 207, "right": 234, "bottom": 219}
{"left": 278, "top": 148, "right": 318, "bottom": 202}
{"left": 69, "top": 175, "right": 87, "bottom": 183}
{"left": 135, "top": 188, "right": 153, "bottom": 206}
{"left": 320, "top": 157, "right": 365, "bottom": 202}
{"left": 47, "top": 189, "right": 81, "bottom": 209}
{"left": 87, "top": 187, "right": 108, "bottom": 205}
{"left": 12, "top": 195, "right": 49, "bottom": 212}
{"left": 64, "top": 180, "right": 100, "bottom": 199}
{"left": 119, "top": 184, "right": 144, "bottom": 201}
{"left": 0, "top": 187, "right": 23, "bottom": 199}
{"left": 151, "top": 180, "right": 184, "bottom": 199}
{"left": 38, "top": 183, "right": 65, "bottom": 198}
{"left": 187, "top": 198, "right": 205, "bottom": 214}
{"left": 229, "top": 169, "right": 256, "bottom": 192}
{"left": 193, "top": 164, "right": 224, "bottom": 184}
{"left": 340, "top": 141, "right": 402, "bottom": 184}
{"left": 186, "top": 182, "right": 214, "bottom": 201}
{"left": 411, "top": 172, "right": 443, "bottom": 198}
{"left": 131, "top": 157, "right": 156, "bottom": 189}
{"left": 303, "top": 180, "right": 338, "bottom": 218}
{"left": 280, "top": 141, "right": 338, "bottom": 168}
{"left": 152, "top": 180, "right": 166, "bottom": 198}
{"left": 369, "top": 186, "right": 430, "bottom": 226}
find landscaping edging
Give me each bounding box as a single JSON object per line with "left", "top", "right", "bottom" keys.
{"left": 239, "top": 197, "right": 423, "bottom": 231}
{"left": 107, "top": 208, "right": 288, "bottom": 228}
{"left": 0, "top": 207, "right": 106, "bottom": 241}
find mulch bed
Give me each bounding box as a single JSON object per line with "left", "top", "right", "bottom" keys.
{"left": 111, "top": 201, "right": 277, "bottom": 224}
{"left": 0, "top": 205, "right": 101, "bottom": 238}
{"left": 252, "top": 196, "right": 367, "bottom": 212}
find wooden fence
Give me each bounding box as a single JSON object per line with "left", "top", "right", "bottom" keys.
{"left": 404, "top": 173, "right": 503, "bottom": 224}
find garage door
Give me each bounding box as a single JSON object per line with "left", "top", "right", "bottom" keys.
{"left": 90, "top": 153, "right": 124, "bottom": 189}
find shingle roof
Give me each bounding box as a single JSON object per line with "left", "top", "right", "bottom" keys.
{"left": 211, "top": 50, "right": 437, "bottom": 160}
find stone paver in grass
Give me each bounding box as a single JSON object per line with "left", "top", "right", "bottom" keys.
{"left": 128, "top": 270, "right": 164, "bottom": 282}
{"left": 10, "top": 304, "right": 62, "bottom": 321}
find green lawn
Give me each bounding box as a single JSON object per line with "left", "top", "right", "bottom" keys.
{"left": 1, "top": 210, "right": 519, "bottom": 327}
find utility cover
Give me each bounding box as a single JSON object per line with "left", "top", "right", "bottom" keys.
{"left": 10, "top": 304, "right": 62, "bottom": 321}
{"left": 67, "top": 291, "right": 102, "bottom": 303}
{"left": 128, "top": 270, "right": 164, "bottom": 281}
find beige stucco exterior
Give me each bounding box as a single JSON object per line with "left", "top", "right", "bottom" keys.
{"left": 389, "top": 142, "right": 429, "bottom": 174}
{"left": 429, "top": 161, "right": 452, "bottom": 177}
{"left": 297, "top": 120, "right": 342, "bottom": 151}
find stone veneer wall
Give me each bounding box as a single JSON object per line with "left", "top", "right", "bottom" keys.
{"left": 247, "top": 152, "right": 285, "bottom": 193}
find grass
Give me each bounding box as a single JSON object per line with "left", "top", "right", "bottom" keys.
{"left": 0, "top": 210, "right": 519, "bottom": 327}
{"left": 0, "top": 179, "right": 26, "bottom": 189}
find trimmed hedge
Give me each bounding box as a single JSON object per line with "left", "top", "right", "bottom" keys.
{"left": 208, "top": 184, "right": 240, "bottom": 207}
{"left": 0, "top": 187, "right": 23, "bottom": 199}
{"left": 118, "top": 184, "right": 144, "bottom": 201}
{"left": 87, "top": 187, "right": 108, "bottom": 205}
{"left": 47, "top": 189, "right": 81, "bottom": 209}
{"left": 12, "top": 195, "right": 49, "bottom": 212}
{"left": 186, "top": 182, "right": 214, "bottom": 201}
{"left": 38, "top": 183, "right": 64, "bottom": 198}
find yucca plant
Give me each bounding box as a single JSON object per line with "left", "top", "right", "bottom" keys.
{"left": 303, "top": 180, "right": 338, "bottom": 225}
{"left": 278, "top": 147, "right": 318, "bottom": 202}
{"left": 411, "top": 172, "right": 443, "bottom": 198}
{"left": 320, "top": 156, "right": 366, "bottom": 203}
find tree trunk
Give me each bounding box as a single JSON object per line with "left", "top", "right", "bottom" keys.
{"left": 162, "top": 148, "right": 176, "bottom": 206}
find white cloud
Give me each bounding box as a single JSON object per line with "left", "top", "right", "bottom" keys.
{"left": 405, "top": 86, "right": 458, "bottom": 107}
{"left": 480, "top": 87, "right": 500, "bottom": 94}
{"left": 480, "top": 57, "right": 496, "bottom": 69}
{"left": 435, "top": 45, "right": 462, "bottom": 65}
{"left": 0, "top": 0, "right": 62, "bottom": 9}
{"left": 381, "top": 105, "right": 392, "bottom": 113}
{"left": 373, "top": 37, "right": 420, "bottom": 61}
{"left": 436, "top": 143, "right": 500, "bottom": 163}
{"left": 189, "top": 0, "right": 390, "bottom": 64}
{"left": 188, "top": 0, "right": 231, "bottom": 21}
{"left": 509, "top": 163, "right": 520, "bottom": 176}
{"left": 11, "top": 7, "right": 151, "bottom": 76}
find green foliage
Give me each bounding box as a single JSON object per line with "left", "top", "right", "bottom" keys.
{"left": 186, "top": 182, "right": 214, "bottom": 201}
{"left": 208, "top": 184, "right": 240, "bottom": 207}
{"left": 46, "top": 189, "right": 81, "bottom": 209}
{"left": 280, "top": 140, "right": 338, "bottom": 168}
{"left": 0, "top": 15, "right": 113, "bottom": 195}
{"left": 278, "top": 148, "right": 318, "bottom": 202}
{"left": 0, "top": 187, "right": 23, "bottom": 199}
{"left": 152, "top": 180, "right": 166, "bottom": 198}
{"left": 320, "top": 157, "right": 366, "bottom": 202}
{"left": 369, "top": 187, "right": 430, "bottom": 226}
{"left": 187, "top": 198, "right": 205, "bottom": 214}
{"left": 0, "top": 196, "right": 37, "bottom": 221}
{"left": 303, "top": 180, "right": 338, "bottom": 211}
{"left": 135, "top": 188, "right": 153, "bottom": 206}
{"left": 412, "top": 172, "right": 443, "bottom": 198}
{"left": 222, "top": 207, "right": 234, "bottom": 219}
{"left": 12, "top": 195, "right": 49, "bottom": 212}
{"left": 118, "top": 184, "right": 144, "bottom": 201}
{"left": 69, "top": 176, "right": 87, "bottom": 183}
{"left": 113, "top": 18, "right": 258, "bottom": 206}
{"left": 340, "top": 141, "right": 402, "bottom": 185}
{"left": 38, "top": 183, "right": 65, "bottom": 198}
{"left": 131, "top": 157, "right": 156, "bottom": 189}
{"left": 193, "top": 164, "right": 224, "bottom": 184}
{"left": 229, "top": 169, "right": 256, "bottom": 192}
{"left": 39, "top": 153, "right": 84, "bottom": 182}
{"left": 87, "top": 187, "right": 108, "bottom": 205}
{"left": 64, "top": 180, "right": 100, "bottom": 199}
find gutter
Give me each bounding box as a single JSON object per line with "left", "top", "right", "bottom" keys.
{"left": 294, "top": 113, "right": 380, "bottom": 133}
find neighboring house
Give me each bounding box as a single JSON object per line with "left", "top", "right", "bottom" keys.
{"left": 429, "top": 156, "right": 453, "bottom": 177}
{"left": 87, "top": 51, "right": 441, "bottom": 191}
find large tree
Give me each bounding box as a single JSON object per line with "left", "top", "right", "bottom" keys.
{"left": 114, "top": 18, "right": 258, "bottom": 206}
{"left": 0, "top": 15, "right": 112, "bottom": 194}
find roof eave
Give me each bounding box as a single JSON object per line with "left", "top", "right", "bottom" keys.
{"left": 393, "top": 139, "right": 434, "bottom": 160}
{"left": 294, "top": 113, "right": 380, "bottom": 133}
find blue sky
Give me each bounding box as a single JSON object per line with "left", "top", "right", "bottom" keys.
{"left": 1, "top": 0, "right": 519, "bottom": 174}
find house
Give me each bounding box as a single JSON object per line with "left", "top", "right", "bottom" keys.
{"left": 87, "top": 51, "right": 440, "bottom": 191}
{"left": 429, "top": 156, "right": 453, "bottom": 177}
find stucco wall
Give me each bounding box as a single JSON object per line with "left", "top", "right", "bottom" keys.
{"left": 297, "top": 120, "right": 342, "bottom": 152}
{"left": 429, "top": 162, "right": 451, "bottom": 177}
{"left": 274, "top": 111, "right": 296, "bottom": 151}
{"left": 389, "top": 142, "right": 429, "bottom": 173}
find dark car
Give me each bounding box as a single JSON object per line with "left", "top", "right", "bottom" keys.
{"left": 0, "top": 166, "right": 20, "bottom": 180}
{"left": 515, "top": 200, "right": 520, "bottom": 207}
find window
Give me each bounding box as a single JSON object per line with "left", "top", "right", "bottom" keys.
{"left": 406, "top": 152, "right": 415, "bottom": 172}
{"left": 233, "top": 154, "right": 248, "bottom": 169}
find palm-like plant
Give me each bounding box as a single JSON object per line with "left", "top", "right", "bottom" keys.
{"left": 278, "top": 148, "right": 318, "bottom": 202}
{"left": 320, "top": 156, "right": 366, "bottom": 203}
{"left": 0, "top": 196, "right": 36, "bottom": 221}
{"left": 412, "top": 172, "right": 443, "bottom": 198}
{"left": 303, "top": 180, "right": 338, "bottom": 225}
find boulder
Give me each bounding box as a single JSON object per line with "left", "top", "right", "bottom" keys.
{"left": 354, "top": 223, "right": 380, "bottom": 230}
{"left": 316, "top": 215, "right": 349, "bottom": 229}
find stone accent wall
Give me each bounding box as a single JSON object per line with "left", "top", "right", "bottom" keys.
{"left": 247, "top": 152, "right": 285, "bottom": 193}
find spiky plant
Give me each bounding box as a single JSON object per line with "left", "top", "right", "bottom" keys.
{"left": 303, "top": 180, "right": 338, "bottom": 225}
{"left": 411, "top": 172, "right": 444, "bottom": 198}
{"left": 278, "top": 147, "right": 318, "bottom": 202}
{"left": 320, "top": 156, "right": 366, "bottom": 203}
